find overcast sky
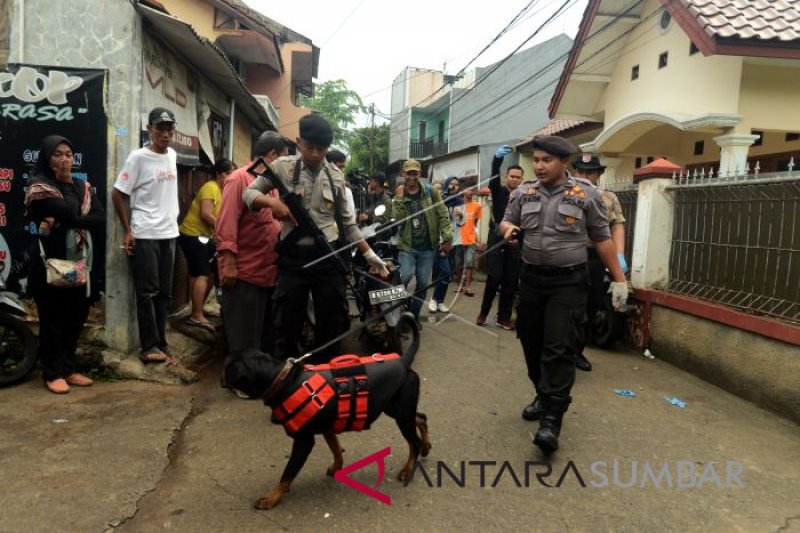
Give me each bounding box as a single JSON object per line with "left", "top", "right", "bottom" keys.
{"left": 247, "top": 0, "right": 588, "bottom": 127}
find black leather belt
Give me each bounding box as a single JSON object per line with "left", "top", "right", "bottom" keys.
{"left": 523, "top": 263, "right": 586, "bottom": 276}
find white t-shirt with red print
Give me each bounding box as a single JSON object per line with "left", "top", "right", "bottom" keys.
{"left": 114, "top": 147, "right": 179, "bottom": 239}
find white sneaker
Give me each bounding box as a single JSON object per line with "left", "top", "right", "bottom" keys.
{"left": 437, "top": 302, "right": 450, "bottom": 313}
{"left": 428, "top": 300, "right": 438, "bottom": 313}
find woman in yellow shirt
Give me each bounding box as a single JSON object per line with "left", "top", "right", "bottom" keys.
{"left": 178, "top": 159, "right": 235, "bottom": 331}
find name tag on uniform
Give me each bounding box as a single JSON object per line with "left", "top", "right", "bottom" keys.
{"left": 561, "top": 197, "right": 585, "bottom": 208}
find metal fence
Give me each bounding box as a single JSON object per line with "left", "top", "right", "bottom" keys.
{"left": 667, "top": 166, "right": 800, "bottom": 323}
{"left": 612, "top": 187, "right": 638, "bottom": 264}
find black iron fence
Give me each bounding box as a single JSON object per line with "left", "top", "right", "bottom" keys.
{"left": 667, "top": 171, "right": 800, "bottom": 323}
{"left": 409, "top": 137, "right": 448, "bottom": 159}
{"left": 614, "top": 188, "right": 638, "bottom": 265}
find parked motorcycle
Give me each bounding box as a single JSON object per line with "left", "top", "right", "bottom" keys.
{"left": 299, "top": 205, "right": 419, "bottom": 363}
{"left": 352, "top": 206, "right": 419, "bottom": 363}
{"left": 589, "top": 271, "right": 629, "bottom": 348}
{"left": 0, "top": 276, "right": 37, "bottom": 387}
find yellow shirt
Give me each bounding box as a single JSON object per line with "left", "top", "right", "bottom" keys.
{"left": 179, "top": 180, "right": 222, "bottom": 237}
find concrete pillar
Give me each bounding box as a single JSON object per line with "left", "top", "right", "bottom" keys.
{"left": 598, "top": 156, "right": 624, "bottom": 186}
{"left": 714, "top": 134, "right": 760, "bottom": 176}
{"left": 631, "top": 158, "right": 683, "bottom": 290}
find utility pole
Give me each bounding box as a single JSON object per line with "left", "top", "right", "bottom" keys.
{"left": 369, "top": 103, "right": 375, "bottom": 175}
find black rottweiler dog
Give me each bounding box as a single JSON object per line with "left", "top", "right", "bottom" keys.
{"left": 223, "top": 348, "right": 431, "bottom": 510}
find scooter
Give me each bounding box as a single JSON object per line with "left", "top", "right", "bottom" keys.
{"left": 0, "top": 276, "right": 37, "bottom": 387}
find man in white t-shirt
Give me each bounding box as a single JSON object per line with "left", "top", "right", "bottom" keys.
{"left": 111, "top": 107, "right": 180, "bottom": 363}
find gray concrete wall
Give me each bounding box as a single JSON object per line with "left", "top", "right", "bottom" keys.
{"left": 648, "top": 306, "right": 800, "bottom": 424}
{"left": 449, "top": 34, "right": 572, "bottom": 153}
{"left": 11, "top": 0, "right": 143, "bottom": 352}
{"left": 389, "top": 107, "right": 409, "bottom": 164}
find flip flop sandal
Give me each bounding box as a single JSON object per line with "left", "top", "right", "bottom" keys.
{"left": 464, "top": 289, "right": 475, "bottom": 297}
{"left": 139, "top": 350, "right": 169, "bottom": 363}
{"left": 186, "top": 319, "right": 216, "bottom": 333}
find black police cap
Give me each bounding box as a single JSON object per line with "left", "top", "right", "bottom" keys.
{"left": 531, "top": 135, "right": 577, "bottom": 157}
{"left": 573, "top": 153, "right": 606, "bottom": 172}
{"left": 299, "top": 114, "right": 334, "bottom": 147}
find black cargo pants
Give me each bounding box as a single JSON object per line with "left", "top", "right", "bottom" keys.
{"left": 516, "top": 264, "right": 588, "bottom": 397}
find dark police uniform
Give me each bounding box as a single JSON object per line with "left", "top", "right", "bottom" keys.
{"left": 244, "top": 154, "right": 362, "bottom": 362}
{"left": 502, "top": 143, "right": 611, "bottom": 452}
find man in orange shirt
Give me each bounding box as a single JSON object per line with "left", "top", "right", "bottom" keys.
{"left": 454, "top": 187, "right": 483, "bottom": 296}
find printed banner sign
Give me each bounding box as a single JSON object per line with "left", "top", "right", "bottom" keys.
{"left": 142, "top": 35, "right": 200, "bottom": 166}
{"left": 0, "top": 65, "right": 107, "bottom": 293}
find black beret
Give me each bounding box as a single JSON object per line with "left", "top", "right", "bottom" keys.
{"left": 299, "top": 114, "right": 334, "bottom": 147}
{"left": 531, "top": 135, "right": 577, "bottom": 157}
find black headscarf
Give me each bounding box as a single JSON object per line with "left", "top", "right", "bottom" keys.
{"left": 443, "top": 176, "right": 464, "bottom": 207}
{"left": 33, "top": 135, "right": 75, "bottom": 182}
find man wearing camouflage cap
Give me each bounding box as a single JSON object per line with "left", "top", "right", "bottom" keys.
{"left": 499, "top": 135, "right": 628, "bottom": 454}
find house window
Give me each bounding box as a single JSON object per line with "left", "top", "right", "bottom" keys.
{"left": 631, "top": 65, "right": 640, "bottom": 80}
{"left": 647, "top": 156, "right": 655, "bottom": 164}
{"left": 786, "top": 133, "right": 800, "bottom": 142}
{"left": 751, "top": 130, "right": 764, "bottom": 147}
{"left": 438, "top": 120, "right": 445, "bottom": 143}
{"left": 418, "top": 120, "right": 427, "bottom": 140}
{"left": 635, "top": 157, "right": 643, "bottom": 169}
{"left": 658, "top": 52, "right": 669, "bottom": 69}
{"left": 690, "top": 42, "right": 699, "bottom": 55}
{"left": 660, "top": 11, "right": 673, "bottom": 30}
{"left": 694, "top": 141, "right": 705, "bottom": 156}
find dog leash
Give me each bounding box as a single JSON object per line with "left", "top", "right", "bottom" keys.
{"left": 293, "top": 236, "right": 513, "bottom": 362}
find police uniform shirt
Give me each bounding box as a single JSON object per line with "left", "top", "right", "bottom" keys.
{"left": 600, "top": 189, "right": 625, "bottom": 226}
{"left": 243, "top": 154, "right": 362, "bottom": 246}
{"left": 502, "top": 175, "right": 611, "bottom": 266}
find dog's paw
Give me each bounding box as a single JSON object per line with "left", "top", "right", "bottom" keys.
{"left": 421, "top": 442, "right": 432, "bottom": 458}
{"left": 254, "top": 492, "right": 282, "bottom": 510}
{"left": 397, "top": 468, "right": 411, "bottom": 483}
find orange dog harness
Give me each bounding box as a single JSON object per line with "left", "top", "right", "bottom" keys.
{"left": 273, "top": 353, "right": 400, "bottom": 435}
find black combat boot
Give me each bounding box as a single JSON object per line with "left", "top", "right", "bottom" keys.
{"left": 532, "top": 395, "right": 572, "bottom": 454}
{"left": 521, "top": 395, "right": 544, "bottom": 421}
{"left": 575, "top": 353, "right": 592, "bottom": 372}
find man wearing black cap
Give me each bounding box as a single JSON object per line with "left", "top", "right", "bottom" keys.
{"left": 244, "top": 114, "right": 388, "bottom": 362}
{"left": 572, "top": 154, "right": 628, "bottom": 372}
{"left": 112, "top": 107, "right": 180, "bottom": 363}
{"left": 499, "top": 135, "right": 628, "bottom": 454}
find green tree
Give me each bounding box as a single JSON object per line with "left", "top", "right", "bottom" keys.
{"left": 347, "top": 123, "right": 389, "bottom": 175}
{"left": 298, "top": 79, "right": 365, "bottom": 148}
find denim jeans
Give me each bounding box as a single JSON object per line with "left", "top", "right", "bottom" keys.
{"left": 432, "top": 253, "right": 453, "bottom": 303}
{"left": 398, "top": 249, "right": 435, "bottom": 318}
{"left": 131, "top": 238, "right": 176, "bottom": 354}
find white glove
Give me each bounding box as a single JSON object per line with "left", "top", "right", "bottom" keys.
{"left": 363, "top": 249, "right": 389, "bottom": 278}
{"left": 609, "top": 281, "right": 628, "bottom": 310}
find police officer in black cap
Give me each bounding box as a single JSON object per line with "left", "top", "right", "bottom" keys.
{"left": 244, "top": 114, "right": 389, "bottom": 362}
{"left": 499, "top": 135, "right": 628, "bottom": 454}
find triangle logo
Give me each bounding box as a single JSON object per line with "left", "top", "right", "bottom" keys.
{"left": 334, "top": 446, "right": 392, "bottom": 506}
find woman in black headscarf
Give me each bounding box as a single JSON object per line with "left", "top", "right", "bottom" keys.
{"left": 24, "top": 135, "right": 105, "bottom": 394}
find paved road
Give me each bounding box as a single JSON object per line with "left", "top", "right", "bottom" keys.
{"left": 1, "top": 284, "right": 799, "bottom": 532}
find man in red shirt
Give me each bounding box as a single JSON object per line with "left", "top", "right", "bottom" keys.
{"left": 215, "top": 132, "right": 289, "bottom": 355}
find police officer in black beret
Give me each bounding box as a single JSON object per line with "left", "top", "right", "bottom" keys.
{"left": 244, "top": 114, "right": 389, "bottom": 362}
{"left": 499, "top": 135, "right": 628, "bottom": 454}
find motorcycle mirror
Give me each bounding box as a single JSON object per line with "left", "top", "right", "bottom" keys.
{"left": 374, "top": 204, "right": 386, "bottom": 217}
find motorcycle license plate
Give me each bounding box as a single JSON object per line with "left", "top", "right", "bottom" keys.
{"left": 368, "top": 285, "right": 407, "bottom": 305}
